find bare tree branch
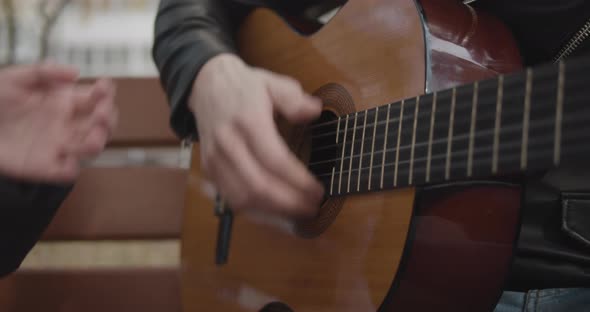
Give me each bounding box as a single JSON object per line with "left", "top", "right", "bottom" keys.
{"left": 1, "top": 0, "right": 16, "bottom": 64}
{"left": 38, "top": 0, "right": 72, "bottom": 60}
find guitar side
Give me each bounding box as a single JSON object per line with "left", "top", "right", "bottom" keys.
{"left": 181, "top": 0, "right": 523, "bottom": 311}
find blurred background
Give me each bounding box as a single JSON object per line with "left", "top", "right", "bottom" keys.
{"left": 0, "top": 1, "right": 185, "bottom": 294}
{"left": 0, "top": 0, "right": 158, "bottom": 77}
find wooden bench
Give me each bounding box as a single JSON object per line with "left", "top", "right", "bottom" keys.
{"left": 0, "top": 78, "right": 186, "bottom": 312}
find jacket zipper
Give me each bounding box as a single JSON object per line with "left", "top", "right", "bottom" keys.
{"left": 553, "top": 18, "right": 590, "bottom": 63}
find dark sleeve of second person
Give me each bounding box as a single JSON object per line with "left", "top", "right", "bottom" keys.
{"left": 0, "top": 176, "right": 72, "bottom": 277}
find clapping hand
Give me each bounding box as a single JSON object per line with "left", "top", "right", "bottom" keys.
{"left": 0, "top": 63, "right": 117, "bottom": 183}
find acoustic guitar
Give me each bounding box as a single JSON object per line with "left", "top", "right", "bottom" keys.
{"left": 180, "top": 0, "right": 590, "bottom": 311}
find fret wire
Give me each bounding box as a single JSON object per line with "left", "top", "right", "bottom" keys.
{"left": 331, "top": 116, "right": 341, "bottom": 195}
{"left": 314, "top": 60, "right": 590, "bottom": 180}
{"left": 336, "top": 134, "right": 590, "bottom": 185}
{"left": 492, "top": 75, "right": 504, "bottom": 174}
{"left": 319, "top": 97, "right": 590, "bottom": 180}
{"left": 329, "top": 166, "right": 335, "bottom": 195}
{"left": 311, "top": 63, "right": 583, "bottom": 140}
{"left": 314, "top": 78, "right": 552, "bottom": 168}
{"left": 314, "top": 62, "right": 590, "bottom": 183}
{"left": 336, "top": 116, "right": 341, "bottom": 143}
{"left": 315, "top": 79, "right": 565, "bottom": 144}
{"left": 368, "top": 107, "right": 379, "bottom": 191}
{"left": 446, "top": 88, "right": 457, "bottom": 180}
{"left": 380, "top": 104, "right": 391, "bottom": 189}
{"left": 357, "top": 111, "right": 368, "bottom": 192}
{"left": 330, "top": 119, "right": 590, "bottom": 179}
{"left": 319, "top": 105, "right": 582, "bottom": 175}
{"left": 409, "top": 96, "right": 420, "bottom": 185}
{"left": 394, "top": 100, "right": 405, "bottom": 187}
{"left": 426, "top": 92, "right": 437, "bottom": 183}
{"left": 467, "top": 82, "right": 479, "bottom": 177}
{"left": 312, "top": 81, "right": 579, "bottom": 172}
{"left": 338, "top": 115, "right": 349, "bottom": 194}
{"left": 555, "top": 61, "right": 565, "bottom": 166}
{"left": 347, "top": 112, "right": 358, "bottom": 193}
{"left": 521, "top": 68, "right": 533, "bottom": 170}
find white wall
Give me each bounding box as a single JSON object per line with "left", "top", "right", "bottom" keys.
{"left": 49, "top": 0, "right": 159, "bottom": 77}
{"left": 1, "top": 0, "right": 160, "bottom": 77}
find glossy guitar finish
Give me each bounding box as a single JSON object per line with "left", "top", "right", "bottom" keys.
{"left": 181, "top": 0, "right": 523, "bottom": 311}
{"left": 382, "top": 183, "right": 522, "bottom": 311}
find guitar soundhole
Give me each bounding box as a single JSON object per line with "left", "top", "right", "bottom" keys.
{"left": 294, "top": 83, "right": 355, "bottom": 238}
{"left": 259, "top": 302, "right": 294, "bottom": 312}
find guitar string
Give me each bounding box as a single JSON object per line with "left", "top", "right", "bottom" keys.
{"left": 312, "top": 95, "right": 534, "bottom": 154}
{"left": 322, "top": 142, "right": 590, "bottom": 193}
{"left": 308, "top": 100, "right": 566, "bottom": 167}
{"left": 332, "top": 141, "right": 590, "bottom": 188}
{"left": 316, "top": 127, "right": 590, "bottom": 180}
{"left": 312, "top": 110, "right": 590, "bottom": 177}
{"left": 307, "top": 71, "right": 586, "bottom": 141}
{"left": 307, "top": 91, "right": 589, "bottom": 168}
{"left": 308, "top": 101, "right": 590, "bottom": 177}
{"left": 307, "top": 60, "right": 586, "bottom": 132}
{"left": 316, "top": 133, "right": 589, "bottom": 184}
{"left": 314, "top": 83, "right": 586, "bottom": 161}
{"left": 316, "top": 129, "right": 590, "bottom": 186}
{"left": 310, "top": 75, "right": 582, "bottom": 142}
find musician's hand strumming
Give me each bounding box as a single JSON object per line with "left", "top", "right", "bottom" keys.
{"left": 189, "top": 53, "right": 325, "bottom": 218}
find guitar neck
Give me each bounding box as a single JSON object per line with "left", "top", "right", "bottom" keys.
{"left": 309, "top": 56, "right": 590, "bottom": 196}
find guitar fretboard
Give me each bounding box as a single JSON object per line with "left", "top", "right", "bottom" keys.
{"left": 308, "top": 56, "right": 590, "bottom": 196}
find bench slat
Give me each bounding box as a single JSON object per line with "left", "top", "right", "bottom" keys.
{"left": 42, "top": 167, "right": 187, "bottom": 241}
{"left": 0, "top": 269, "right": 181, "bottom": 312}
{"left": 103, "top": 78, "right": 179, "bottom": 146}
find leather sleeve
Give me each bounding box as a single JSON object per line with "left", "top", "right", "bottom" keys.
{"left": 0, "top": 176, "right": 72, "bottom": 277}
{"left": 152, "top": 0, "right": 257, "bottom": 140}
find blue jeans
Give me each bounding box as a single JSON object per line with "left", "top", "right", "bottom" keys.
{"left": 494, "top": 288, "right": 590, "bottom": 312}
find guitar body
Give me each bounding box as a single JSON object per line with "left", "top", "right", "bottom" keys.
{"left": 182, "top": 0, "right": 524, "bottom": 311}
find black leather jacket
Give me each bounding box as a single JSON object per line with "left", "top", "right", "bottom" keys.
{"left": 150, "top": 0, "right": 590, "bottom": 291}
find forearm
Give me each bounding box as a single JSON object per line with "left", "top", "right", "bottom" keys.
{"left": 152, "top": 0, "right": 255, "bottom": 139}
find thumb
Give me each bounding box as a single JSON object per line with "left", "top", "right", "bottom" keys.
{"left": 265, "top": 74, "right": 322, "bottom": 123}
